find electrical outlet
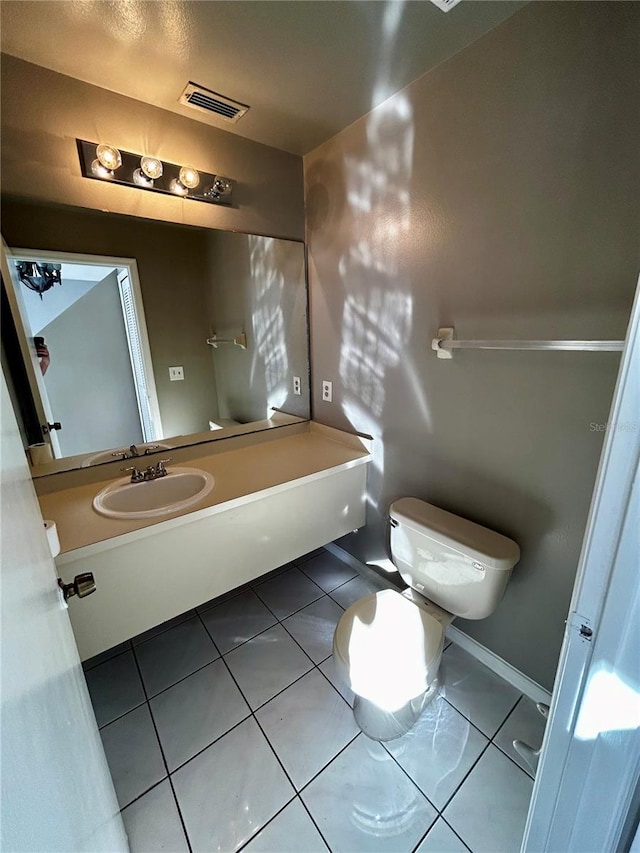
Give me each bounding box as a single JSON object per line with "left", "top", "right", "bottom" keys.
{"left": 293, "top": 376, "right": 301, "bottom": 395}
{"left": 322, "top": 380, "right": 333, "bottom": 402}
{"left": 169, "top": 366, "right": 184, "bottom": 381}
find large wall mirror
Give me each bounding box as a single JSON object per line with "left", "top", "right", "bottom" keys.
{"left": 1, "top": 197, "right": 310, "bottom": 475}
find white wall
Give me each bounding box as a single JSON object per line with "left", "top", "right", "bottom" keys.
{"left": 41, "top": 269, "right": 142, "bottom": 455}
{"left": 18, "top": 265, "right": 109, "bottom": 334}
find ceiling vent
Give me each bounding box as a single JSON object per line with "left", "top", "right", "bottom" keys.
{"left": 179, "top": 82, "right": 249, "bottom": 124}
{"left": 428, "top": 0, "right": 462, "bottom": 11}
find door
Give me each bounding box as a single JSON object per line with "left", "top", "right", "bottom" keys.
{"left": 1, "top": 237, "right": 61, "bottom": 456}
{"left": 0, "top": 367, "right": 127, "bottom": 851}
{"left": 522, "top": 275, "right": 640, "bottom": 851}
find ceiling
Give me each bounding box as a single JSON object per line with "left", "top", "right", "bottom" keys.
{"left": 0, "top": 0, "right": 526, "bottom": 155}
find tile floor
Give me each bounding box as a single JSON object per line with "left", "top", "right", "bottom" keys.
{"left": 84, "top": 549, "right": 543, "bottom": 853}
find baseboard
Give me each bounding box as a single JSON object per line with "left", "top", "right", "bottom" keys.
{"left": 326, "top": 541, "right": 552, "bottom": 706}
{"left": 324, "top": 541, "right": 403, "bottom": 591}
{"left": 445, "top": 624, "right": 552, "bottom": 706}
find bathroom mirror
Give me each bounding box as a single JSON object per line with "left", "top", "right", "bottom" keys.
{"left": 1, "top": 197, "right": 310, "bottom": 475}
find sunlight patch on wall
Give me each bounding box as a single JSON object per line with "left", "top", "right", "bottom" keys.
{"left": 248, "top": 235, "right": 289, "bottom": 409}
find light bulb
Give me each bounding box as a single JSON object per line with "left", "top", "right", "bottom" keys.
{"left": 140, "top": 156, "right": 163, "bottom": 180}
{"left": 91, "top": 158, "right": 114, "bottom": 179}
{"left": 178, "top": 166, "right": 200, "bottom": 189}
{"left": 96, "top": 144, "right": 122, "bottom": 171}
{"left": 133, "top": 168, "right": 154, "bottom": 187}
{"left": 169, "top": 178, "right": 188, "bottom": 196}
{"left": 212, "top": 176, "right": 232, "bottom": 197}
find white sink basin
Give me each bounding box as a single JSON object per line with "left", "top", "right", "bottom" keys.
{"left": 82, "top": 443, "right": 172, "bottom": 467}
{"left": 93, "top": 467, "right": 215, "bottom": 519}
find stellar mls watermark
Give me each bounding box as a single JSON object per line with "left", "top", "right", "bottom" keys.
{"left": 589, "top": 421, "right": 638, "bottom": 432}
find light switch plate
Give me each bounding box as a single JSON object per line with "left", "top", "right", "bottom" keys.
{"left": 322, "top": 380, "right": 333, "bottom": 402}
{"left": 293, "top": 376, "right": 301, "bottom": 395}
{"left": 169, "top": 366, "right": 184, "bottom": 381}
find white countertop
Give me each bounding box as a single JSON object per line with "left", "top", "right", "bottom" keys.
{"left": 40, "top": 423, "right": 371, "bottom": 560}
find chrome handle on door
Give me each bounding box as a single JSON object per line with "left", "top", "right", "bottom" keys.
{"left": 58, "top": 573, "right": 96, "bottom": 601}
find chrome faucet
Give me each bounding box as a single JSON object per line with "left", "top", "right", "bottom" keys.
{"left": 121, "top": 459, "right": 171, "bottom": 483}
{"left": 111, "top": 443, "right": 161, "bottom": 461}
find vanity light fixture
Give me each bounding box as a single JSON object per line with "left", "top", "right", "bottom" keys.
{"left": 96, "top": 143, "right": 122, "bottom": 170}
{"left": 178, "top": 166, "right": 200, "bottom": 189}
{"left": 133, "top": 168, "right": 154, "bottom": 188}
{"left": 77, "top": 140, "right": 235, "bottom": 207}
{"left": 140, "top": 156, "right": 163, "bottom": 180}
{"left": 169, "top": 178, "right": 188, "bottom": 196}
{"left": 91, "top": 159, "right": 115, "bottom": 180}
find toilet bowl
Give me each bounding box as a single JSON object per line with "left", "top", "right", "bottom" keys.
{"left": 333, "top": 498, "right": 520, "bottom": 742}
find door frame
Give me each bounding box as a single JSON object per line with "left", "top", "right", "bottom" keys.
{"left": 3, "top": 245, "right": 164, "bottom": 451}
{"left": 523, "top": 274, "right": 640, "bottom": 850}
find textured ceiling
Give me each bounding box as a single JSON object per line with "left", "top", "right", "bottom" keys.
{"left": 0, "top": 0, "right": 526, "bottom": 155}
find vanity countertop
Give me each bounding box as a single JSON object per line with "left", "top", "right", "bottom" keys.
{"left": 40, "top": 423, "right": 371, "bottom": 558}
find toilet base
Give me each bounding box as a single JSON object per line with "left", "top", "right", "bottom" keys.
{"left": 353, "top": 678, "right": 439, "bottom": 742}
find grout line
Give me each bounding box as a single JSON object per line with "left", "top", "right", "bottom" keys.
{"left": 250, "top": 563, "right": 303, "bottom": 590}
{"left": 167, "top": 713, "right": 252, "bottom": 777}
{"left": 410, "top": 812, "right": 439, "bottom": 853}
{"left": 488, "top": 696, "right": 538, "bottom": 779}
{"left": 197, "top": 607, "right": 341, "bottom": 852}
{"left": 82, "top": 642, "right": 132, "bottom": 672}
{"left": 440, "top": 815, "right": 475, "bottom": 853}
{"left": 97, "top": 698, "right": 147, "bottom": 731}
{"left": 131, "top": 610, "right": 198, "bottom": 648}
{"left": 119, "top": 776, "right": 169, "bottom": 812}
{"left": 234, "top": 795, "right": 298, "bottom": 853}
{"left": 295, "top": 558, "right": 358, "bottom": 593}
{"left": 294, "top": 547, "right": 328, "bottom": 564}
{"left": 203, "top": 620, "right": 278, "bottom": 658}
{"left": 252, "top": 576, "right": 326, "bottom": 619}
{"left": 314, "top": 663, "right": 355, "bottom": 709}
{"left": 142, "top": 653, "right": 222, "bottom": 702}
{"left": 439, "top": 739, "right": 492, "bottom": 815}
{"left": 205, "top": 625, "right": 307, "bottom": 845}
{"left": 439, "top": 695, "right": 493, "bottom": 741}
{"left": 296, "top": 731, "right": 362, "bottom": 796}
{"left": 380, "top": 740, "right": 440, "bottom": 817}
{"left": 297, "top": 795, "right": 332, "bottom": 852}
{"left": 196, "top": 582, "right": 254, "bottom": 614}
{"left": 129, "top": 642, "right": 193, "bottom": 853}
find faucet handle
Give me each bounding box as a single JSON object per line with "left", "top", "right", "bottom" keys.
{"left": 121, "top": 465, "right": 144, "bottom": 482}
{"left": 143, "top": 445, "right": 161, "bottom": 455}
{"left": 155, "top": 458, "right": 172, "bottom": 475}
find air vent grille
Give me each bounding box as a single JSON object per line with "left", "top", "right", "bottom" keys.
{"left": 428, "top": 0, "right": 462, "bottom": 11}
{"left": 179, "top": 83, "right": 249, "bottom": 124}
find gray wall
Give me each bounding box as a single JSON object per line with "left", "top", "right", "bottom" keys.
{"left": 304, "top": 1, "right": 640, "bottom": 690}
{"left": 205, "top": 231, "right": 309, "bottom": 423}
{"left": 0, "top": 54, "right": 304, "bottom": 241}
{"left": 40, "top": 270, "right": 142, "bottom": 456}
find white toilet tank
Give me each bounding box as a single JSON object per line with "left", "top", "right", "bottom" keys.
{"left": 389, "top": 498, "right": 520, "bottom": 620}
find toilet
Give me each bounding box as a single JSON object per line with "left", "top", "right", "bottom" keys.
{"left": 333, "top": 497, "right": 520, "bottom": 742}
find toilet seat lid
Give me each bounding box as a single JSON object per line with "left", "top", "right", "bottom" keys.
{"left": 334, "top": 589, "right": 443, "bottom": 702}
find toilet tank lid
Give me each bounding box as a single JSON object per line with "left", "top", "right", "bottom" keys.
{"left": 390, "top": 498, "right": 520, "bottom": 570}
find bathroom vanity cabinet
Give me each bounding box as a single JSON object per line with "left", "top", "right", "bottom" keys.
{"left": 38, "top": 423, "right": 371, "bottom": 660}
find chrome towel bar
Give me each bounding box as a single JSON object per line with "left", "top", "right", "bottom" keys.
{"left": 431, "top": 327, "right": 624, "bottom": 359}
